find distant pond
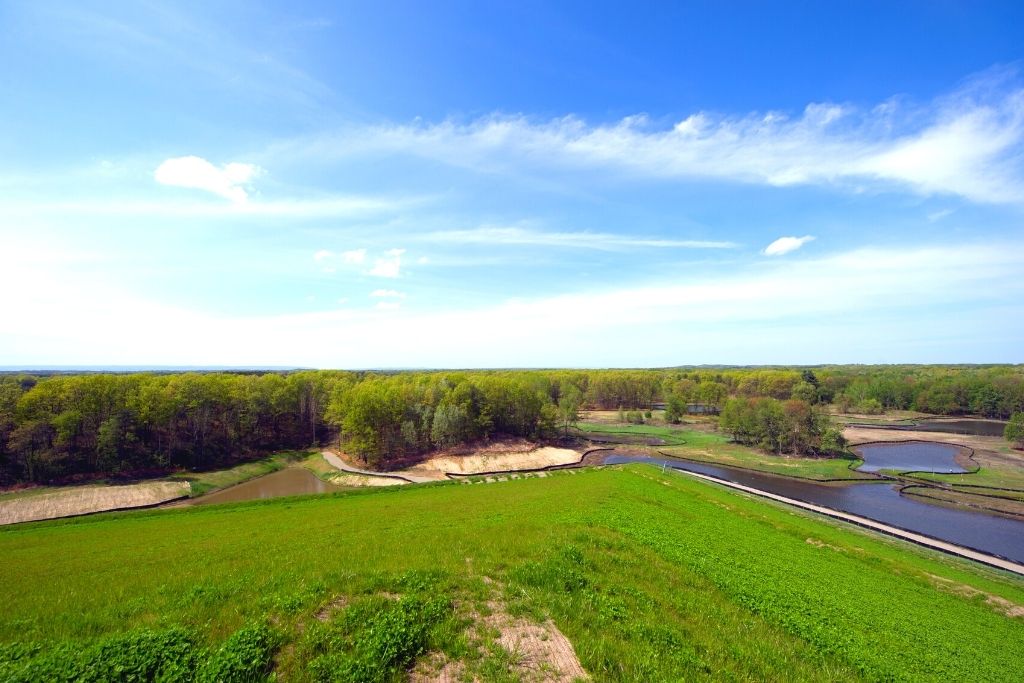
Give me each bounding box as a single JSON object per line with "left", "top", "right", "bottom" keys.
{"left": 854, "top": 441, "right": 968, "bottom": 474}
{"left": 192, "top": 467, "right": 341, "bottom": 506}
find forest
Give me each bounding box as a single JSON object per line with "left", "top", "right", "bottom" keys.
{"left": 1, "top": 365, "right": 1022, "bottom": 484}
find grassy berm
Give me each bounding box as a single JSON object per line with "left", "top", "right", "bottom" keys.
{"left": 2, "top": 465, "right": 1023, "bottom": 681}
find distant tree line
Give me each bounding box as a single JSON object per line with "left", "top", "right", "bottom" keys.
{"left": 1, "top": 366, "right": 1021, "bottom": 483}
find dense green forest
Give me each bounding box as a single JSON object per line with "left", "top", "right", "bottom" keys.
{"left": 1, "top": 366, "right": 1022, "bottom": 484}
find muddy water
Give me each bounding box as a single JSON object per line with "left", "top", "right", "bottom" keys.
{"left": 600, "top": 452, "right": 1024, "bottom": 563}
{"left": 193, "top": 467, "right": 341, "bottom": 506}
{"left": 854, "top": 442, "right": 967, "bottom": 474}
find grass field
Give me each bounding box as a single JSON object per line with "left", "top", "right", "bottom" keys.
{"left": 2, "top": 465, "right": 1022, "bottom": 681}
{"left": 577, "top": 421, "right": 869, "bottom": 480}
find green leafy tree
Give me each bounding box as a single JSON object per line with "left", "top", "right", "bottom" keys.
{"left": 1006, "top": 413, "right": 1024, "bottom": 449}
{"left": 557, "top": 387, "right": 583, "bottom": 436}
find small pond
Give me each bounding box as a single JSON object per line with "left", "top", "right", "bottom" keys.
{"left": 854, "top": 441, "right": 967, "bottom": 474}
{"left": 193, "top": 467, "right": 341, "bottom": 506}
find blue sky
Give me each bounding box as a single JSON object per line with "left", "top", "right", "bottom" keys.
{"left": 1, "top": 1, "right": 1023, "bottom": 367}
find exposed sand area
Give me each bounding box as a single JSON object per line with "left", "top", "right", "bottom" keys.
{"left": 403, "top": 442, "right": 581, "bottom": 479}
{"left": 843, "top": 425, "right": 1006, "bottom": 451}
{"left": 0, "top": 481, "right": 190, "bottom": 525}
{"left": 323, "top": 441, "right": 582, "bottom": 485}
{"left": 324, "top": 472, "right": 406, "bottom": 487}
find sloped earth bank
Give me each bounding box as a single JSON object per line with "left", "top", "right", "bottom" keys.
{"left": 323, "top": 441, "right": 583, "bottom": 484}
{"left": 0, "top": 481, "right": 190, "bottom": 525}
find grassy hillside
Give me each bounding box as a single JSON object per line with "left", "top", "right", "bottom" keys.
{"left": 2, "top": 465, "right": 1023, "bottom": 681}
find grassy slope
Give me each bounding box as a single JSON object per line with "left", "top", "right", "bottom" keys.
{"left": 2, "top": 466, "right": 1023, "bottom": 681}
{"left": 578, "top": 421, "right": 868, "bottom": 480}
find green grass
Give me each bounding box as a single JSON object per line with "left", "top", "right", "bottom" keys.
{"left": 578, "top": 421, "right": 868, "bottom": 480}
{"left": 907, "top": 466, "right": 1024, "bottom": 492}
{"left": 2, "top": 466, "right": 1023, "bottom": 681}
{"left": 169, "top": 451, "right": 315, "bottom": 497}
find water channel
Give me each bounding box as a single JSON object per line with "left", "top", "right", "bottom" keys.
{"left": 600, "top": 450, "right": 1024, "bottom": 563}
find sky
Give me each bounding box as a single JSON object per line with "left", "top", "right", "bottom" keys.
{"left": 1, "top": 0, "right": 1023, "bottom": 368}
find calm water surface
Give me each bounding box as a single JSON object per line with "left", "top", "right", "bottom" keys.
{"left": 854, "top": 442, "right": 966, "bottom": 473}
{"left": 193, "top": 467, "right": 341, "bottom": 506}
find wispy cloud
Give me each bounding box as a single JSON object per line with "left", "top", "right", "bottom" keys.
{"left": 291, "top": 69, "right": 1024, "bottom": 204}
{"left": 370, "top": 289, "right": 406, "bottom": 298}
{"left": 764, "top": 235, "right": 815, "bottom": 256}
{"left": 422, "top": 226, "right": 736, "bottom": 250}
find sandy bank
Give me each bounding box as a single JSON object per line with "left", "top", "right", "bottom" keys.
{"left": 322, "top": 441, "right": 583, "bottom": 485}
{"left": 0, "top": 481, "right": 191, "bottom": 525}
{"left": 401, "top": 442, "right": 581, "bottom": 479}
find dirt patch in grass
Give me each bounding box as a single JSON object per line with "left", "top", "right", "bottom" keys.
{"left": 478, "top": 598, "right": 588, "bottom": 682}
{"left": 928, "top": 574, "right": 1024, "bottom": 618}
{"left": 407, "top": 652, "right": 468, "bottom": 682}
{"left": 0, "top": 481, "right": 190, "bottom": 524}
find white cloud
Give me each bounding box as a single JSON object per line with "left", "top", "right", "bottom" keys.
{"left": 297, "top": 69, "right": 1024, "bottom": 203}
{"left": 154, "top": 156, "right": 262, "bottom": 203}
{"left": 313, "top": 249, "right": 333, "bottom": 262}
{"left": 764, "top": 235, "right": 815, "bottom": 256}
{"left": 370, "top": 289, "right": 406, "bottom": 298}
{"left": 375, "top": 301, "right": 401, "bottom": 311}
{"left": 369, "top": 249, "right": 405, "bottom": 278}
{"left": 342, "top": 249, "right": 367, "bottom": 264}
{"left": 423, "top": 226, "right": 736, "bottom": 250}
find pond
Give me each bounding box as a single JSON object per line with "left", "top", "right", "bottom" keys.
{"left": 192, "top": 467, "right": 342, "bottom": 506}
{"left": 854, "top": 441, "right": 967, "bottom": 474}
{"left": 599, "top": 451, "right": 1024, "bottom": 563}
